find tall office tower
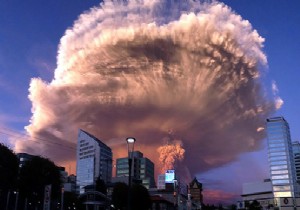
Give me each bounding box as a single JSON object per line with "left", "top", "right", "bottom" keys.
{"left": 76, "top": 129, "right": 112, "bottom": 194}
{"left": 292, "top": 142, "right": 300, "bottom": 184}
{"left": 266, "top": 117, "right": 298, "bottom": 198}
{"left": 116, "top": 151, "right": 155, "bottom": 189}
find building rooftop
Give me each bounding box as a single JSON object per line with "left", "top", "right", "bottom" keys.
{"left": 79, "top": 129, "right": 111, "bottom": 151}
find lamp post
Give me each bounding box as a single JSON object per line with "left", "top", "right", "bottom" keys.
{"left": 173, "top": 179, "right": 180, "bottom": 210}
{"left": 173, "top": 179, "right": 177, "bottom": 209}
{"left": 5, "top": 190, "right": 10, "bottom": 210}
{"left": 126, "top": 137, "right": 136, "bottom": 210}
{"left": 14, "top": 191, "right": 19, "bottom": 210}
{"left": 61, "top": 187, "right": 64, "bottom": 210}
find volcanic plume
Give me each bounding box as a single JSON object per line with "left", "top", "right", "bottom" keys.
{"left": 157, "top": 140, "right": 185, "bottom": 173}
{"left": 19, "top": 0, "right": 279, "bottom": 176}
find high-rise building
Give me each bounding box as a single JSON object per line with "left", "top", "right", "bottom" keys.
{"left": 76, "top": 129, "right": 112, "bottom": 194}
{"left": 115, "top": 151, "right": 155, "bottom": 189}
{"left": 266, "top": 117, "right": 298, "bottom": 198}
{"left": 292, "top": 142, "right": 300, "bottom": 184}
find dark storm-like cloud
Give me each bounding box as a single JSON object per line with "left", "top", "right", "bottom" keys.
{"left": 19, "top": 0, "right": 280, "bottom": 176}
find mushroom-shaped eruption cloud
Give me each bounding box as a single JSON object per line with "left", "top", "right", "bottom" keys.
{"left": 21, "top": 0, "right": 277, "bottom": 176}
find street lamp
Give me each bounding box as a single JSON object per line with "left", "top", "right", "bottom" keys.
{"left": 61, "top": 187, "right": 64, "bottom": 210}
{"left": 173, "top": 179, "right": 179, "bottom": 210}
{"left": 126, "top": 137, "right": 136, "bottom": 210}
{"left": 14, "top": 191, "right": 19, "bottom": 210}
{"left": 126, "top": 137, "right": 136, "bottom": 188}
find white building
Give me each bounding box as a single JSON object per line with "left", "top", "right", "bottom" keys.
{"left": 242, "top": 179, "right": 273, "bottom": 200}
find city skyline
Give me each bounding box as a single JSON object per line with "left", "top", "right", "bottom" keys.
{"left": 0, "top": 0, "right": 299, "bottom": 204}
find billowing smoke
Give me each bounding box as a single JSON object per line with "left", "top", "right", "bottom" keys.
{"left": 18, "top": 0, "right": 279, "bottom": 177}
{"left": 157, "top": 140, "right": 185, "bottom": 173}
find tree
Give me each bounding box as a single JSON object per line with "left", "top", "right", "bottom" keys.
{"left": 95, "top": 176, "right": 107, "bottom": 195}
{"left": 230, "top": 204, "right": 237, "bottom": 210}
{"left": 111, "top": 182, "right": 151, "bottom": 210}
{"left": 249, "top": 200, "right": 262, "bottom": 210}
{"left": 0, "top": 143, "right": 19, "bottom": 208}
{"left": 18, "top": 156, "right": 62, "bottom": 209}
{"left": 111, "top": 182, "right": 128, "bottom": 210}
{"left": 63, "top": 191, "right": 82, "bottom": 210}
{"left": 0, "top": 143, "right": 19, "bottom": 189}
{"left": 130, "top": 184, "right": 151, "bottom": 210}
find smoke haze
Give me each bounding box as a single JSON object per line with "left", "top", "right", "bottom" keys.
{"left": 19, "top": 0, "right": 279, "bottom": 177}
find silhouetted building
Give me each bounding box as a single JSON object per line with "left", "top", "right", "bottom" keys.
{"left": 64, "top": 174, "right": 76, "bottom": 193}
{"left": 58, "top": 167, "right": 77, "bottom": 193}
{"left": 58, "top": 166, "right": 68, "bottom": 183}
{"left": 76, "top": 129, "right": 112, "bottom": 194}
{"left": 189, "top": 178, "right": 203, "bottom": 204}
{"left": 115, "top": 151, "right": 155, "bottom": 189}
{"left": 150, "top": 195, "right": 175, "bottom": 210}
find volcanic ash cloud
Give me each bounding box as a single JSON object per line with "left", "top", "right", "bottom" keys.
{"left": 157, "top": 140, "right": 185, "bottom": 174}
{"left": 22, "top": 0, "right": 277, "bottom": 175}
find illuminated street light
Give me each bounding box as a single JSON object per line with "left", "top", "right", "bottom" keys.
{"left": 126, "top": 137, "right": 136, "bottom": 187}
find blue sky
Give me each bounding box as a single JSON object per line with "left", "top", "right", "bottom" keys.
{"left": 0, "top": 0, "right": 300, "bottom": 203}
{"left": 0, "top": 1, "right": 100, "bottom": 130}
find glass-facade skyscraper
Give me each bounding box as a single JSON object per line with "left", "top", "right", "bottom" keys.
{"left": 266, "top": 117, "right": 297, "bottom": 198}
{"left": 116, "top": 151, "right": 155, "bottom": 189}
{"left": 292, "top": 142, "right": 300, "bottom": 184}
{"left": 76, "top": 129, "right": 112, "bottom": 194}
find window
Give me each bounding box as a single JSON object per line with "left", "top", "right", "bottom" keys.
{"left": 117, "top": 169, "right": 129, "bottom": 174}
{"left": 271, "top": 170, "right": 289, "bottom": 175}
{"left": 269, "top": 147, "right": 285, "bottom": 152}
{"left": 273, "top": 191, "right": 292, "bottom": 198}
{"left": 272, "top": 174, "right": 289, "bottom": 179}
{"left": 270, "top": 160, "right": 287, "bottom": 166}
{"left": 269, "top": 143, "right": 285, "bottom": 148}
{"left": 273, "top": 186, "right": 291, "bottom": 191}
{"left": 269, "top": 152, "right": 287, "bottom": 157}
{"left": 269, "top": 156, "right": 287, "bottom": 161}
{"left": 272, "top": 179, "right": 289, "bottom": 184}
{"left": 271, "top": 165, "right": 287, "bottom": 170}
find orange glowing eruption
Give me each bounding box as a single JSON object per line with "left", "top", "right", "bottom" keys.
{"left": 157, "top": 140, "right": 185, "bottom": 173}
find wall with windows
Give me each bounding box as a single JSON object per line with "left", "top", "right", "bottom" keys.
{"left": 266, "top": 117, "right": 297, "bottom": 198}
{"left": 115, "top": 151, "right": 155, "bottom": 189}
{"left": 292, "top": 142, "right": 300, "bottom": 184}
{"left": 76, "top": 129, "right": 112, "bottom": 194}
